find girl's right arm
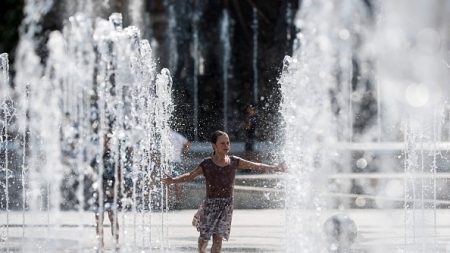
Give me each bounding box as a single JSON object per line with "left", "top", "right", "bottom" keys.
{"left": 161, "top": 165, "right": 203, "bottom": 185}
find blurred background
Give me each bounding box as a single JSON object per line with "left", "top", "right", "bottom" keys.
{"left": 0, "top": 0, "right": 301, "bottom": 142}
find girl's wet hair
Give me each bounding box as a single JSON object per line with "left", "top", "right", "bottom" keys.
{"left": 210, "top": 130, "right": 227, "bottom": 144}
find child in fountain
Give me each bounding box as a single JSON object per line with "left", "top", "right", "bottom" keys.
{"left": 162, "top": 130, "right": 285, "bottom": 253}
{"left": 90, "top": 134, "right": 121, "bottom": 249}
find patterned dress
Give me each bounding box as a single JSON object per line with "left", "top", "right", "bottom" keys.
{"left": 193, "top": 156, "right": 241, "bottom": 241}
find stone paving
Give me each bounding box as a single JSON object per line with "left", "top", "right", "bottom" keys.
{"left": 1, "top": 209, "right": 450, "bottom": 252}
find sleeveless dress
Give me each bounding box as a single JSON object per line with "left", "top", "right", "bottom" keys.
{"left": 193, "top": 156, "right": 241, "bottom": 241}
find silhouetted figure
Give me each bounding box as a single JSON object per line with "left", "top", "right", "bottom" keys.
{"left": 91, "top": 134, "right": 121, "bottom": 249}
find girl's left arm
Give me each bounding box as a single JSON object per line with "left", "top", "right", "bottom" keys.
{"left": 237, "top": 158, "right": 286, "bottom": 173}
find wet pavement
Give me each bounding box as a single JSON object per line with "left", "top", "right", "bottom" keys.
{"left": 1, "top": 209, "right": 450, "bottom": 252}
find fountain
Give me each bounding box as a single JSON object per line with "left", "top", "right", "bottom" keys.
{"left": 280, "top": 0, "right": 450, "bottom": 252}
{"left": 251, "top": 6, "right": 259, "bottom": 105}
{"left": 2, "top": 0, "right": 450, "bottom": 252}
{"left": 191, "top": 1, "right": 200, "bottom": 141}
{"left": 220, "top": 7, "right": 231, "bottom": 132}
{"left": 1, "top": 0, "right": 175, "bottom": 250}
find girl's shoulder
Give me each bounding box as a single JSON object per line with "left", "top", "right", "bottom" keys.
{"left": 199, "top": 156, "right": 213, "bottom": 166}
{"left": 202, "top": 156, "right": 213, "bottom": 161}
{"left": 229, "top": 155, "right": 243, "bottom": 165}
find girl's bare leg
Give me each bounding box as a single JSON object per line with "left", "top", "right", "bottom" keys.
{"left": 211, "top": 234, "right": 223, "bottom": 253}
{"left": 95, "top": 213, "right": 105, "bottom": 249}
{"left": 107, "top": 211, "right": 119, "bottom": 245}
{"left": 198, "top": 237, "right": 208, "bottom": 253}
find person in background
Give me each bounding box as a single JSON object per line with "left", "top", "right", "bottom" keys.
{"left": 244, "top": 104, "right": 257, "bottom": 153}
{"left": 162, "top": 130, "right": 285, "bottom": 253}
{"left": 91, "top": 134, "right": 121, "bottom": 249}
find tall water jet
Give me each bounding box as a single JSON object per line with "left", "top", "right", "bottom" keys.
{"left": 2, "top": 0, "right": 174, "bottom": 249}
{"left": 191, "top": 0, "right": 200, "bottom": 141}
{"left": 220, "top": 7, "right": 231, "bottom": 131}
{"left": 13, "top": 2, "right": 54, "bottom": 249}
{"left": 128, "top": 0, "right": 145, "bottom": 32}
{"left": 279, "top": 1, "right": 339, "bottom": 251}
{"left": 165, "top": 0, "right": 178, "bottom": 75}
{"left": 281, "top": 0, "right": 450, "bottom": 251}
{"left": 366, "top": 0, "right": 450, "bottom": 251}
{"left": 251, "top": 7, "right": 259, "bottom": 105}
{"left": 285, "top": 2, "right": 294, "bottom": 55}
{"left": 0, "top": 53, "right": 13, "bottom": 250}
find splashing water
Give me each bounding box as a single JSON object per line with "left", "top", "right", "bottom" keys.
{"left": 1, "top": 2, "right": 174, "bottom": 251}
{"left": 280, "top": 0, "right": 450, "bottom": 252}
{"left": 279, "top": 1, "right": 340, "bottom": 251}
{"left": 220, "top": 8, "right": 231, "bottom": 132}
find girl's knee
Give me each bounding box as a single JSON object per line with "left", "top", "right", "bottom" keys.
{"left": 212, "top": 234, "right": 223, "bottom": 242}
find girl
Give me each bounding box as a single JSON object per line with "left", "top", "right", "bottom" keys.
{"left": 162, "top": 130, "right": 285, "bottom": 253}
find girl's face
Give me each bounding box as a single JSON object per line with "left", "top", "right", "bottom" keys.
{"left": 213, "top": 134, "right": 230, "bottom": 155}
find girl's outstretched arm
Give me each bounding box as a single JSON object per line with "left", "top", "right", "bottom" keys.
{"left": 161, "top": 165, "right": 203, "bottom": 185}
{"left": 238, "top": 158, "right": 286, "bottom": 173}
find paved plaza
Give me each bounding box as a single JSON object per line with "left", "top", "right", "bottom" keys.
{"left": 1, "top": 209, "right": 450, "bottom": 252}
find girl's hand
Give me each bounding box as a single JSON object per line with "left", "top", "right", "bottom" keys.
{"left": 277, "top": 162, "right": 287, "bottom": 172}
{"left": 161, "top": 172, "right": 175, "bottom": 185}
